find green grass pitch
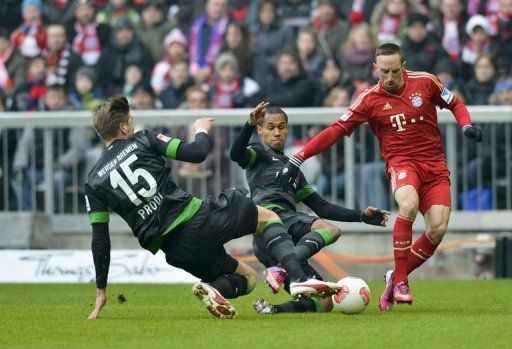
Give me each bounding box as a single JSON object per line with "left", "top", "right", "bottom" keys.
{"left": 1, "top": 280, "right": 511, "bottom": 349}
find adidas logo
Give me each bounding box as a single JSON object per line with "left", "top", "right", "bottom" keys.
{"left": 383, "top": 103, "right": 392, "bottom": 110}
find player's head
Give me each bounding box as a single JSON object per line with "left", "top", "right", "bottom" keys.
{"left": 374, "top": 43, "right": 406, "bottom": 93}
{"left": 93, "top": 96, "right": 134, "bottom": 144}
{"left": 257, "top": 105, "right": 288, "bottom": 152}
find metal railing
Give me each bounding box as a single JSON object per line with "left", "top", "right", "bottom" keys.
{"left": 1, "top": 106, "right": 512, "bottom": 214}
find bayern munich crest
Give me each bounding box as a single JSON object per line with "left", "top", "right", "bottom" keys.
{"left": 410, "top": 92, "right": 423, "bottom": 107}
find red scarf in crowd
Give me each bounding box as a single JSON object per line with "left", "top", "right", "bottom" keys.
{"left": 379, "top": 13, "right": 405, "bottom": 39}
{"left": 0, "top": 45, "right": 13, "bottom": 90}
{"left": 313, "top": 15, "right": 339, "bottom": 34}
{"left": 443, "top": 18, "right": 462, "bottom": 61}
{"left": 72, "top": 22, "right": 101, "bottom": 65}
{"left": 214, "top": 78, "right": 240, "bottom": 109}
{"left": 467, "top": 0, "right": 500, "bottom": 16}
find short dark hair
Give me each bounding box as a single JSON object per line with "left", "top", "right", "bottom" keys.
{"left": 93, "top": 96, "right": 131, "bottom": 141}
{"left": 375, "top": 43, "right": 404, "bottom": 63}
{"left": 263, "top": 105, "right": 288, "bottom": 125}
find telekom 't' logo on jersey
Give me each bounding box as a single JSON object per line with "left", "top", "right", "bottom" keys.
{"left": 390, "top": 113, "right": 406, "bottom": 132}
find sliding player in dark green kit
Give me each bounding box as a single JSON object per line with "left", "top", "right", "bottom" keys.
{"left": 230, "top": 102, "right": 389, "bottom": 314}
{"left": 85, "top": 97, "right": 341, "bottom": 319}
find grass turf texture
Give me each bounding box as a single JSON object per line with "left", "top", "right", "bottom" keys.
{"left": 1, "top": 280, "right": 511, "bottom": 349}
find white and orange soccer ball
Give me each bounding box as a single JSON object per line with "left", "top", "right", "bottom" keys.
{"left": 332, "top": 276, "right": 371, "bottom": 314}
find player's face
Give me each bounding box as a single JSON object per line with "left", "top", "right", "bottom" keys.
{"left": 374, "top": 54, "right": 405, "bottom": 93}
{"left": 257, "top": 113, "right": 288, "bottom": 151}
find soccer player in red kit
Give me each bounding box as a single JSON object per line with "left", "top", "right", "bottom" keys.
{"left": 277, "top": 43, "right": 483, "bottom": 311}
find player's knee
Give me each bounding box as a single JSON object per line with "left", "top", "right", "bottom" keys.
{"left": 256, "top": 206, "right": 282, "bottom": 233}
{"left": 427, "top": 224, "right": 447, "bottom": 243}
{"left": 399, "top": 201, "right": 419, "bottom": 217}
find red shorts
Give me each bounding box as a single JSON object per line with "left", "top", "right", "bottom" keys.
{"left": 386, "top": 161, "right": 451, "bottom": 214}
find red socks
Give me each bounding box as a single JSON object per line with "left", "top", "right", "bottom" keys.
{"left": 393, "top": 215, "right": 413, "bottom": 284}
{"left": 407, "top": 232, "right": 439, "bottom": 274}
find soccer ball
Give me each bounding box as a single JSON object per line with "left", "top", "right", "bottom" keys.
{"left": 332, "top": 276, "right": 371, "bottom": 314}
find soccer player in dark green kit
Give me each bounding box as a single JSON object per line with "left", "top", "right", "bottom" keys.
{"left": 230, "top": 102, "right": 390, "bottom": 314}
{"left": 85, "top": 96, "right": 341, "bottom": 319}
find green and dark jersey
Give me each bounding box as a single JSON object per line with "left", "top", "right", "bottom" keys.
{"left": 85, "top": 130, "right": 203, "bottom": 253}
{"left": 230, "top": 122, "right": 365, "bottom": 226}
{"left": 244, "top": 143, "right": 314, "bottom": 212}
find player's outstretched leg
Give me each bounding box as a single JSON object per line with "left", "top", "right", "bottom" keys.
{"left": 193, "top": 283, "right": 237, "bottom": 319}
{"left": 256, "top": 206, "right": 340, "bottom": 298}
{"left": 253, "top": 296, "right": 331, "bottom": 315}
{"left": 379, "top": 270, "right": 395, "bottom": 312}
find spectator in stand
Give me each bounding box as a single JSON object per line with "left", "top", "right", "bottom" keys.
{"left": 210, "top": 52, "right": 260, "bottom": 109}
{"left": 250, "top": 0, "right": 294, "bottom": 85}
{"left": 159, "top": 59, "right": 195, "bottom": 109}
{"left": 323, "top": 86, "right": 351, "bottom": 107}
{"left": 263, "top": 49, "right": 316, "bottom": 107}
{"left": 339, "top": 0, "right": 380, "bottom": 25}
{"left": 123, "top": 65, "right": 144, "bottom": 102}
{"left": 315, "top": 59, "right": 344, "bottom": 106}
{"left": 296, "top": 27, "right": 325, "bottom": 79}
{"left": 96, "top": 17, "right": 154, "bottom": 96}
{"left": 339, "top": 22, "right": 377, "bottom": 90}
{"left": 43, "top": 24, "right": 83, "bottom": 91}
{"left": 370, "top": 0, "right": 421, "bottom": 44}
{"left": 489, "top": 77, "right": 512, "bottom": 105}
{"left": 42, "top": 0, "right": 76, "bottom": 25}
{"left": 312, "top": 0, "right": 349, "bottom": 58}
{"left": 464, "top": 53, "right": 497, "bottom": 105}
{"left": 462, "top": 15, "right": 491, "bottom": 63}
{"left": 68, "top": 66, "right": 103, "bottom": 111}
{"left": 189, "top": 0, "right": 230, "bottom": 83}
{"left": 432, "top": 0, "right": 466, "bottom": 63}
{"left": 97, "top": 0, "right": 140, "bottom": 27}
{"left": 12, "top": 56, "right": 47, "bottom": 112}
{"left": 131, "top": 83, "right": 158, "bottom": 110}
{"left": 221, "top": 22, "right": 254, "bottom": 77}
{"left": 461, "top": 15, "right": 497, "bottom": 79}
{"left": 488, "top": 0, "right": 512, "bottom": 77}
{"left": 12, "top": 85, "right": 88, "bottom": 212}
{"left": 402, "top": 12, "right": 453, "bottom": 74}
{"left": 151, "top": 29, "right": 188, "bottom": 95}
{"left": 466, "top": 0, "right": 501, "bottom": 16}
{"left": 0, "top": 29, "right": 28, "bottom": 98}
{"left": 67, "top": 0, "right": 111, "bottom": 66}
{"left": 136, "top": 1, "right": 173, "bottom": 62}
{"left": 11, "top": 0, "right": 47, "bottom": 58}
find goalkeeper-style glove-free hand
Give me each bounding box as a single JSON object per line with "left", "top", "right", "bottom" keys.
{"left": 463, "top": 125, "right": 483, "bottom": 142}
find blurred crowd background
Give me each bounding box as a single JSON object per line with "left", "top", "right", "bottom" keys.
{"left": 1, "top": 0, "right": 511, "bottom": 212}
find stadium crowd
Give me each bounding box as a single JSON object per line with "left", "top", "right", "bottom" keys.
{"left": 1, "top": 0, "right": 511, "bottom": 212}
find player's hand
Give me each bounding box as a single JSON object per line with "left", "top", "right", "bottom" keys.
{"left": 193, "top": 117, "right": 215, "bottom": 134}
{"left": 88, "top": 288, "right": 106, "bottom": 319}
{"left": 463, "top": 125, "right": 483, "bottom": 142}
{"left": 278, "top": 157, "right": 301, "bottom": 191}
{"left": 361, "top": 206, "right": 391, "bottom": 227}
{"left": 248, "top": 102, "right": 269, "bottom": 126}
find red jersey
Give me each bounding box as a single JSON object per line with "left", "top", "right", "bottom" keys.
{"left": 330, "top": 70, "right": 471, "bottom": 166}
